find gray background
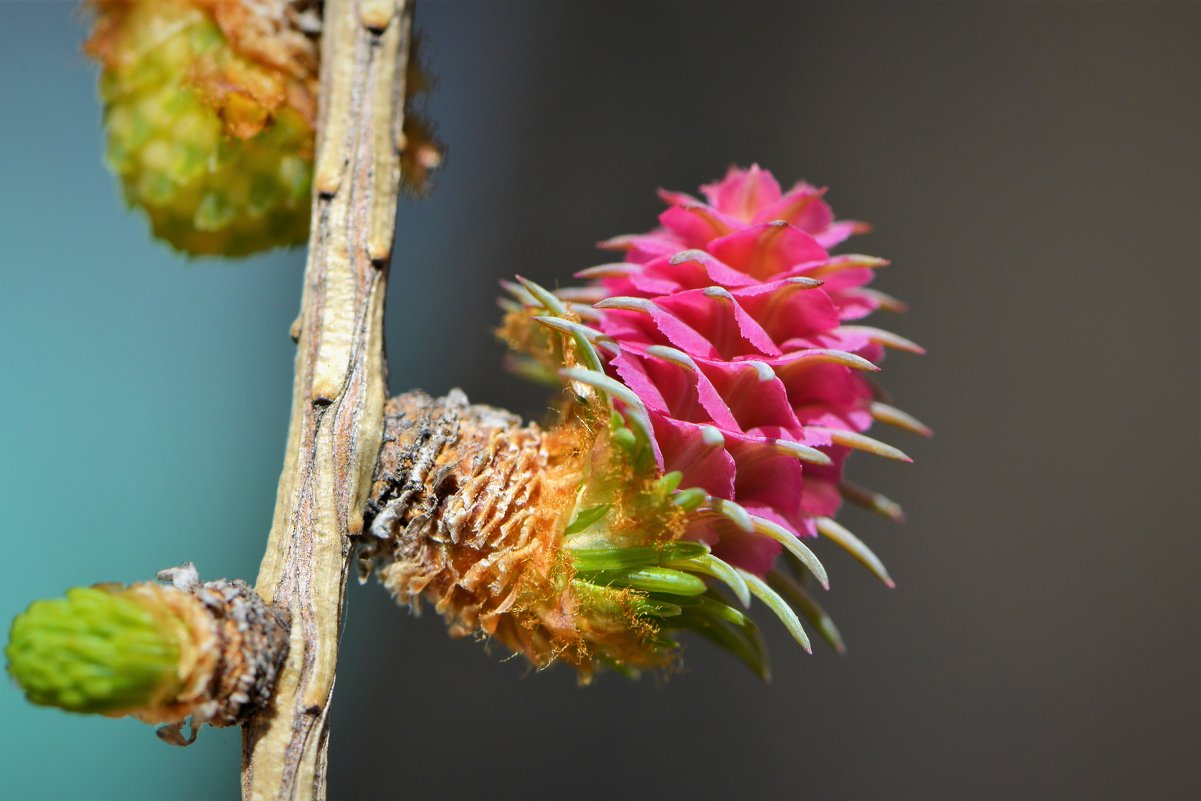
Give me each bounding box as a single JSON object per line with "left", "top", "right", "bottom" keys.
{"left": 0, "top": 2, "right": 1197, "bottom": 800}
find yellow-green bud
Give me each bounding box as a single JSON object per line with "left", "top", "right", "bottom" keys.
{"left": 6, "top": 567, "right": 289, "bottom": 741}
{"left": 6, "top": 586, "right": 184, "bottom": 715}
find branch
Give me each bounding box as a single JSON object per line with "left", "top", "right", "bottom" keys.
{"left": 241, "top": 2, "right": 411, "bottom": 799}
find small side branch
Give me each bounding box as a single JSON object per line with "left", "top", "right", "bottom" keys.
{"left": 241, "top": 2, "right": 411, "bottom": 800}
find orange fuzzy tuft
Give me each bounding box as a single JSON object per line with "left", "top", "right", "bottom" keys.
{"left": 367, "top": 392, "right": 680, "bottom": 679}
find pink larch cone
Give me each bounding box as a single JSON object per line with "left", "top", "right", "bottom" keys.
{"left": 489, "top": 166, "right": 928, "bottom": 673}
{"left": 577, "top": 165, "right": 926, "bottom": 579}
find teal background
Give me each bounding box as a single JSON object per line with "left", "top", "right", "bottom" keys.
{"left": 1, "top": 4, "right": 296, "bottom": 798}
{"left": 2, "top": 2, "right": 1199, "bottom": 800}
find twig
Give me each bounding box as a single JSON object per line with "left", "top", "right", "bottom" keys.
{"left": 240, "top": 2, "right": 411, "bottom": 799}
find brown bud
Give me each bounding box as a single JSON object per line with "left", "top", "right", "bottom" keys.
{"left": 140, "top": 565, "right": 290, "bottom": 745}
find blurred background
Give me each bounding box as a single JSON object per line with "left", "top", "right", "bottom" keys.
{"left": 1, "top": 2, "right": 1197, "bottom": 799}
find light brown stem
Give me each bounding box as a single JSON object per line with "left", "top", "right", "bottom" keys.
{"left": 241, "top": 1, "right": 411, "bottom": 799}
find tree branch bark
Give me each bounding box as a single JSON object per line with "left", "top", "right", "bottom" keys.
{"left": 241, "top": 2, "right": 411, "bottom": 799}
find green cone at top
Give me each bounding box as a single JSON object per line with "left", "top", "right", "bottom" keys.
{"left": 86, "top": 0, "right": 318, "bottom": 256}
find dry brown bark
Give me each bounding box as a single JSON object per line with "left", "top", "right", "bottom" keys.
{"left": 240, "top": 1, "right": 413, "bottom": 799}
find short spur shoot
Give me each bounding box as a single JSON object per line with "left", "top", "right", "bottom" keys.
{"left": 362, "top": 166, "right": 929, "bottom": 679}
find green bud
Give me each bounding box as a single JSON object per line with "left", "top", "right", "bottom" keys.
{"left": 6, "top": 587, "right": 182, "bottom": 715}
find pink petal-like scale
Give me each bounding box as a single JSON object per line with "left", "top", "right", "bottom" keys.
{"left": 583, "top": 166, "right": 912, "bottom": 578}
